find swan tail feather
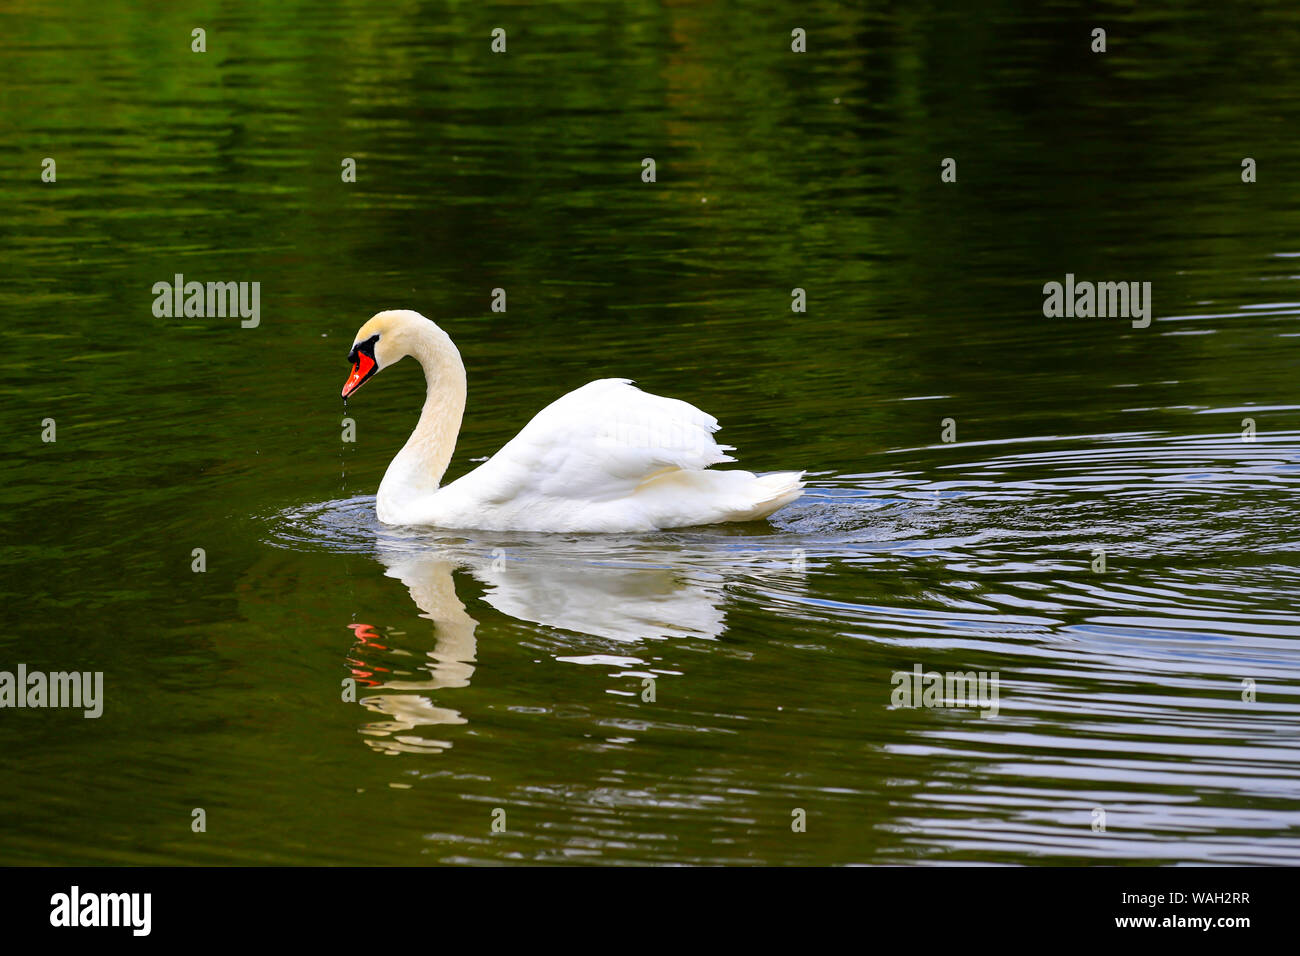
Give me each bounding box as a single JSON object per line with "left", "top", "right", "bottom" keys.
{"left": 730, "top": 470, "right": 806, "bottom": 522}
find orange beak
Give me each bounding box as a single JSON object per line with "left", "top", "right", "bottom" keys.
{"left": 342, "top": 351, "right": 377, "bottom": 398}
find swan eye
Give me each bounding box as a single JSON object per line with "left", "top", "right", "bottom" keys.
{"left": 347, "top": 333, "right": 379, "bottom": 365}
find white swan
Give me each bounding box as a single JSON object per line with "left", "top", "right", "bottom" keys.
{"left": 341, "top": 310, "right": 805, "bottom": 532}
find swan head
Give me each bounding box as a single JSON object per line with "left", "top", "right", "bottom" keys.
{"left": 342, "top": 310, "right": 430, "bottom": 398}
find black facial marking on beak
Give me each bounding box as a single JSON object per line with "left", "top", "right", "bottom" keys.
{"left": 343, "top": 333, "right": 381, "bottom": 398}
{"left": 347, "top": 333, "right": 380, "bottom": 366}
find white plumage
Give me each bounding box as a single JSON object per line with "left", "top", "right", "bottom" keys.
{"left": 342, "top": 311, "right": 805, "bottom": 532}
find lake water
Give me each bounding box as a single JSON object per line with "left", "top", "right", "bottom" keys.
{"left": 2, "top": 1, "right": 1299, "bottom": 865}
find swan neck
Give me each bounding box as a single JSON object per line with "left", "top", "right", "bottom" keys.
{"left": 378, "top": 326, "right": 466, "bottom": 514}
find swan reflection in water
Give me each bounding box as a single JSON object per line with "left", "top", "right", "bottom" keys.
{"left": 348, "top": 555, "right": 479, "bottom": 755}
{"left": 346, "top": 541, "right": 742, "bottom": 755}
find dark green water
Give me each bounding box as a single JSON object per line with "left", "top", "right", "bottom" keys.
{"left": 3, "top": 1, "right": 1300, "bottom": 864}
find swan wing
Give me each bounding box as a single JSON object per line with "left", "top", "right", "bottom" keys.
{"left": 449, "top": 379, "right": 736, "bottom": 505}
